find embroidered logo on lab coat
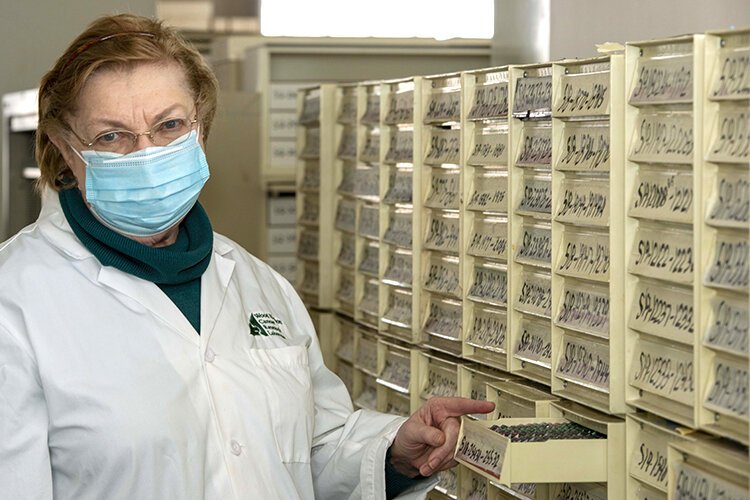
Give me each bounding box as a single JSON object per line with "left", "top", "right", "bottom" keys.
{"left": 248, "top": 312, "right": 287, "bottom": 338}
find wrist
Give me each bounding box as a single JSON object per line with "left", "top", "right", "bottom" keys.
{"left": 386, "top": 446, "right": 422, "bottom": 479}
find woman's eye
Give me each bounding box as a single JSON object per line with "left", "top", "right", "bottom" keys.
{"left": 160, "top": 118, "right": 185, "bottom": 131}
{"left": 97, "top": 131, "right": 121, "bottom": 144}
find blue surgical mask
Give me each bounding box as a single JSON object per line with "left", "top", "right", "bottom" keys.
{"left": 72, "top": 129, "right": 210, "bottom": 237}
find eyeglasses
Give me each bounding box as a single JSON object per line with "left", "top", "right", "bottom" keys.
{"left": 69, "top": 115, "right": 198, "bottom": 155}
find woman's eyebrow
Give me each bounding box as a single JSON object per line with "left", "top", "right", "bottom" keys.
{"left": 85, "top": 104, "right": 189, "bottom": 131}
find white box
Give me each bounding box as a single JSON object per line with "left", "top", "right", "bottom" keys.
{"left": 267, "top": 196, "right": 296, "bottom": 225}
{"left": 266, "top": 226, "right": 296, "bottom": 253}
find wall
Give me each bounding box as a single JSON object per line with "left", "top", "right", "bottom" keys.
{"left": 549, "top": 0, "right": 750, "bottom": 60}
{"left": 0, "top": 0, "right": 155, "bottom": 206}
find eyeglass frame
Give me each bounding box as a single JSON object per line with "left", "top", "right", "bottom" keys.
{"left": 65, "top": 111, "right": 199, "bottom": 155}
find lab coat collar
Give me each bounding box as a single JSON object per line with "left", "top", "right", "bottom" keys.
{"left": 38, "top": 187, "right": 236, "bottom": 344}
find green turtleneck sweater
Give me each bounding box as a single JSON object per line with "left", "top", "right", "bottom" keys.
{"left": 58, "top": 188, "right": 213, "bottom": 333}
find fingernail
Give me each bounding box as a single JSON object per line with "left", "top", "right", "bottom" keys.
{"left": 429, "top": 459, "right": 439, "bottom": 469}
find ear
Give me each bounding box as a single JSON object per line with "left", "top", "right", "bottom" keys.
{"left": 47, "top": 131, "right": 86, "bottom": 189}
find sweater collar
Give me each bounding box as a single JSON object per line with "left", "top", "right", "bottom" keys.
{"left": 58, "top": 187, "right": 213, "bottom": 285}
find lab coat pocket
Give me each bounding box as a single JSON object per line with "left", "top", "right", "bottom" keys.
{"left": 245, "top": 345, "right": 314, "bottom": 463}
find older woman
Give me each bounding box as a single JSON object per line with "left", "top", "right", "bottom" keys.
{"left": 0, "top": 13, "right": 492, "bottom": 499}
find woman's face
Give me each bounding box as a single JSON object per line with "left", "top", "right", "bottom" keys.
{"left": 54, "top": 61, "right": 199, "bottom": 192}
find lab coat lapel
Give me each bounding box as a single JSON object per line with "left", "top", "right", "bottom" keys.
{"left": 200, "top": 246, "right": 235, "bottom": 340}
{"left": 97, "top": 266, "right": 200, "bottom": 345}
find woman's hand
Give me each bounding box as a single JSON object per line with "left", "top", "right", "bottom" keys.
{"left": 388, "top": 397, "right": 495, "bottom": 477}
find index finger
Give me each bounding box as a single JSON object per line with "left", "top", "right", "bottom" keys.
{"left": 429, "top": 397, "right": 495, "bottom": 419}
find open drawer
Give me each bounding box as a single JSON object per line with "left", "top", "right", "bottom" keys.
{"left": 454, "top": 401, "right": 624, "bottom": 493}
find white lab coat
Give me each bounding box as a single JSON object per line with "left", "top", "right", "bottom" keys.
{"left": 0, "top": 189, "right": 436, "bottom": 500}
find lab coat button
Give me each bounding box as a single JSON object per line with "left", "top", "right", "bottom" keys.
{"left": 204, "top": 348, "right": 216, "bottom": 363}
{"left": 230, "top": 440, "right": 242, "bottom": 456}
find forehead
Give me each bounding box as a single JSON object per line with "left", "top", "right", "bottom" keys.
{"left": 73, "top": 62, "right": 193, "bottom": 126}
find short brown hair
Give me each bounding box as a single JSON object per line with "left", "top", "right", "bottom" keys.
{"left": 36, "top": 13, "right": 218, "bottom": 191}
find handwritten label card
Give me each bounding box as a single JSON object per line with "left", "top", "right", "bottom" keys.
{"left": 513, "top": 317, "right": 552, "bottom": 368}
{"left": 424, "top": 212, "right": 460, "bottom": 253}
{"left": 299, "top": 194, "right": 320, "bottom": 225}
{"left": 424, "top": 361, "right": 459, "bottom": 398}
{"left": 380, "top": 350, "right": 411, "bottom": 392}
{"left": 629, "top": 55, "right": 693, "bottom": 105}
{"left": 357, "top": 336, "right": 379, "bottom": 374}
{"left": 704, "top": 232, "right": 749, "bottom": 291}
{"left": 384, "top": 89, "right": 414, "bottom": 124}
{"left": 353, "top": 166, "right": 379, "bottom": 199}
{"left": 337, "top": 165, "right": 357, "bottom": 195}
{"left": 425, "top": 89, "right": 461, "bottom": 123}
{"left": 468, "top": 265, "right": 508, "bottom": 306}
{"left": 361, "top": 91, "right": 380, "bottom": 124}
{"left": 629, "top": 282, "right": 694, "bottom": 343}
{"left": 359, "top": 281, "right": 380, "bottom": 317}
{"left": 556, "top": 281, "right": 610, "bottom": 338}
{"left": 555, "top": 334, "right": 610, "bottom": 392}
{"left": 557, "top": 230, "right": 610, "bottom": 281}
{"left": 425, "top": 128, "right": 460, "bottom": 165}
{"left": 513, "top": 75, "right": 553, "bottom": 118}
{"left": 629, "top": 112, "right": 693, "bottom": 165}
{"left": 297, "top": 230, "right": 319, "bottom": 260}
{"left": 361, "top": 128, "right": 380, "bottom": 163}
{"left": 301, "top": 161, "right": 320, "bottom": 191}
{"left": 629, "top": 226, "right": 694, "bottom": 285}
{"left": 629, "top": 169, "right": 694, "bottom": 224}
{"left": 468, "top": 171, "right": 509, "bottom": 213}
{"left": 336, "top": 271, "right": 355, "bottom": 304}
{"left": 704, "top": 294, "right": 748, "bottom": 357}
{"left": 551, "top": 483, "right": 607, "bottom": 500}
{"left": 455, "top": 422, "right": 507, "bottom": 479}
{"left": 514, "top": 271, "right": 552, "bottom": 319}
{"left": 710, "top": 46, "right": 750, "bottom": 100}
{"left": 383, "top": 168, "right": 413, "bottom": 204}
{"left": 671, "top": 460, "right": 748, "bottom": 500}
{"left": 299, "top": 94, "right": 321, "bottom": 123}
{"left": 516, "top": 124, "right": 552, "bottom": 168}
{"left": 557, "top": 122, "right": 611, "bottom": 172}
{"left": 423, "top": 255, "right": 461, "bottom": 298}
{"left": 383, "top": 288, "right": 412, "bottom": 327}
{"left": 300, "top": 263, "right": 320, "bottom": 294}
{"left": 629, "top": 424, "right": 670, "bottom": 490}
{"left": 517, "top": 175, "right": 552, "bottom": 217}
{"left": 300, "top": 126, "right": 321, "bottom": 158}
{"left": 468, "top": 81, "right": 509, "bottom": 120}
{"left": 385, "top": 392, "right": 410, "bottom": 417}
{"left": 425, "top": 169, "right": 460, "bottom": 209}
{"left": 423, "top": 297, "right": 462, "bottom": 340}
{"left": 358, "top": 205, "right": 380, "bottom": 239}
{"left": 469, "top": 128, "right": 509, "bottom": 166}
{"left": 468, "top": 216, "right": 509, "bottom": 261}
{"left": 358, "top": 244, "right": 380, "bottom": 277}
{"left": 383, "top": 250, "right": 413, "bottom": 287}
{"left": 556, "top": 177, "right": 610, "bottom": 227}
{"left": 629, "top": 338, "right": 694, "bottom": 405}
{"left": 384, "top": 129, "right": 413, "bottom": 164}
{"left": 707, "top": 108, "right": 750, "bottom": 164}
{"left": 383, "top": 210, "right": 413, "bottom": 248}
{"left": 334, "top": 199, "right": 356, "bottom": 233}
{"left": 706, "top": 168, "right": 749, "bottom": 228}
{"left": 555, "top": 70, "right": 610, "bottom": 118}
{"left": 337, "top": 92, "right": 357, "bottom": 124}
{"left": 704, "top": 356, "right": 749, "bottom": 420}
{"left": 335, "top": 331, "right": 354, "bottom": 362}
{"left": 515, "top": 224, "right": 552, "bottom": 267}
{"left": 467, "top": 306, "right": 508, "bottom": 353}
{"left": 336, "top": 234, "right": 356, "bottom": 269}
